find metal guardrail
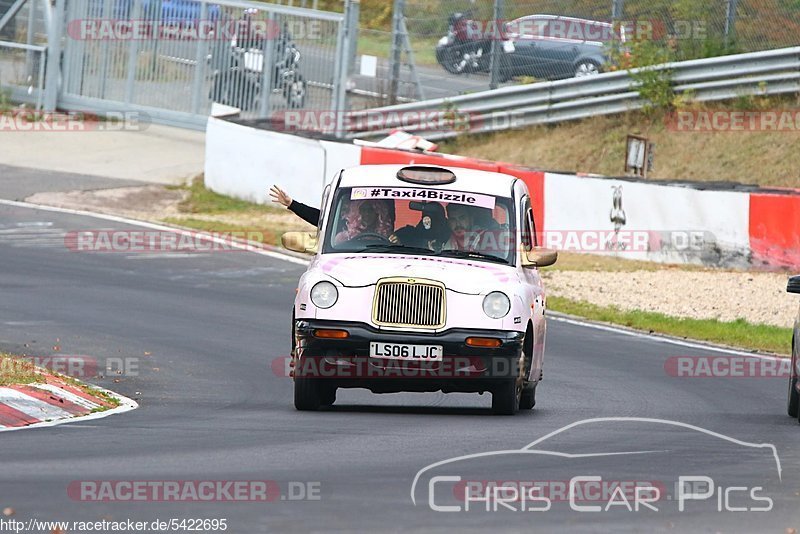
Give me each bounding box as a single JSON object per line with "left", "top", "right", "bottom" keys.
{"left": 344, "top": 46, "right": 800, "bottom": 140}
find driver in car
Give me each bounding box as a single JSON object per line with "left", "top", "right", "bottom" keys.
{"left": 441, "top": 203, "right": 500, "bottom": 252}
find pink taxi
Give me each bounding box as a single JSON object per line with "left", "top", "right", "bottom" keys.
{"left": 281, "top": 165, "right": 557, "bottom": 415}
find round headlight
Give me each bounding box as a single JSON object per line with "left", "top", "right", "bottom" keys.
{"left": 310, "top": 281, "right": 338, "bottom": 309}
{"left": 482, "top": 292, "right": 510, "bottom": 319}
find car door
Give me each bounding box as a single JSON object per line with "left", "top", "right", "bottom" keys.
{"left": 505, "top": 15, "right": 549, "bottom": 79}
{"left": 537, "top": 16, "right": 583, "bottom": 79}
{"left": 518, "top": 193, "right": 546, "bottom": 381}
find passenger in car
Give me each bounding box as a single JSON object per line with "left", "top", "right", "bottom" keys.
{"left": 390, "top": 202, "right": 451, "bottom": 252}
{"left": 269, "top": 184, "right": 320, "bottom": 226}
{"left": 334, "top": 200, "right": 395, "bottom": 244}
{"left": 442, "top": 203, "right": 500, "bottom": 251}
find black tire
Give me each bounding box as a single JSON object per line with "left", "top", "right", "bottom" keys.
{"left": 294, "top": 376, "right": 323, "bottom": 411}
{"left": 439, "top": 46, "right": 466, "bottom": 75}
{"left": 320, "top": 386, "right": 337, "bottom": 407}
{"left": 519, "top": 383, "right": 536, "bottom": 410}
{"left": 283, "top": 74, "right": 307, "bottom": 109}
{"left": 492, "top": 378, "right": 520, "bottom": 415}
{"left": 574, "top": 59, "right": 600, "bottom": 78}
{"left": 209, "top": 75, "right": 230, "bottom": 105}
{"left": 518, "top": 326, "right": 536, "bottom": 410}
{"left": 789, "top": 337, "right": 798, "bottom": 418}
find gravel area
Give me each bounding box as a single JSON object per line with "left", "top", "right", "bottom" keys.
{"left": 542, "top": 270, "right": 799, "bottom": 328}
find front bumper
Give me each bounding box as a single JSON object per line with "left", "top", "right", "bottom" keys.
{"left": 294, "top": 320, "right": 524, "bottom": 393}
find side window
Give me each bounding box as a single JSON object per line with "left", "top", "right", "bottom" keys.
{"left": 318, "top": 184, "right": 331, "bottom": 233}
{"left": 527, "top": 207, "right": 538, "bottom": 247}
{"left": 520, "top": 197, "right": 534, "bottom": 251}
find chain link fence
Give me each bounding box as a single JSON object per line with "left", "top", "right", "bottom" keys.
{"left": 0, "top": 0, "right": 49, "bottom": 109}
{"left": 351, "top": 0, "right": 800, "bottom": 105}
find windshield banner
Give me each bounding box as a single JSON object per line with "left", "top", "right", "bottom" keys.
{"left": 350, "top": 187, "right": 496, "bottom": 210}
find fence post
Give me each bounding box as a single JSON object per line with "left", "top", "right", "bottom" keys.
{"left": 489, "top": 0, "right": 504, "bottom": 90}
{"left": 388, "top": 0, "right": 404, "bottom": 104}
{"left": 190, "top": 0, "right": 209, "bottom": 114}
{"left": 43, "top": 0, "right": 63, "bottom": 111}
{"left": 257, "top": 11, "right": 276, "bottom": 118}
{"left": 345, "top": 0, "right": 359, "bottom": 76}
{"left": 724, "top": 0, "right": 739, "bottom": 46}
{"left": 611, "top": 0, "right": 624, "bottom": 20}
{"left": 124, "top": 0, "right": 143, "bottom": 105}
{"left": 332, "top": 13, "right": 350, "bottom": 137}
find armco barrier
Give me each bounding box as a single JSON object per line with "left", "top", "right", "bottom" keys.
{"left": 205, "top": 118, "right": 799, "bottom": 269}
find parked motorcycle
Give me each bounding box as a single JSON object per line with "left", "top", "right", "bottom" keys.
{"left": 209, "top": 11, "right": 307, "bottom": 111}
{"left": 435, "top": 11, "right": 491, "bottom": 75}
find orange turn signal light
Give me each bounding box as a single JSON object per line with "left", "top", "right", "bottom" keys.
{"left": 313, "top": 329, "right": 349, "bottom": 339}
{"left": 466, "top": 337, "right": 502, "bottom": 348}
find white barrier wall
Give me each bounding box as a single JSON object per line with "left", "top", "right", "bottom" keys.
{"left": 203, "top": 119, "right": 772, "bottom": 268}
{"left": 204, "top": 117, "right": 360, "bottom": 207}
{"left": 543, "top": 173, "right": 752, "bottom": 265}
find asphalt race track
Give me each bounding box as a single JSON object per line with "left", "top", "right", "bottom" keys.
{"left": 1, "top": 199, "right": 798, "bottom": 533}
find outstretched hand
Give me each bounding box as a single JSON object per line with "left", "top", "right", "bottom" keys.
{"left": 269, "top": 185, "right": 292, "bottom": 207}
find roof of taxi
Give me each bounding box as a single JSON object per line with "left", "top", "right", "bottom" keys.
{"left": 337, "top": 164, "right": 519, "bottom": 198}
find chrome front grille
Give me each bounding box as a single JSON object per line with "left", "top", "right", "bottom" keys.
{"left": 372, "top": 279, "right": 446, "bottom": 329}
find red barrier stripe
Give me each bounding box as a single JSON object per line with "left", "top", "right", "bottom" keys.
{"left": 8, "top": 385, "right": 89, "bottom": 416}
{"left": 359, "top": 146, "right": 500, "bottom": 172}
{"left": 749, "top": 193, "right": 800, "bottom": 268}
{"left": 0, "top": 402, "right": 41, "bottom": 427}
{"left": 498, "top": 165, "right": 545, "bottom": 233}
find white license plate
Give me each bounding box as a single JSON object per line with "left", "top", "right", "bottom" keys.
{"left": 502, "top": 40, "right": 515, "bottom": 53}
{"left": 370, "top": 342, "right": 443, "bottom": 361}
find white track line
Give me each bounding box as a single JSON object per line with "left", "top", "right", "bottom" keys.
{"left": 0, "top": 198, "right": 782, "bottom": 362}
{"left": 0, "top": 198, "right": 309, "bottom": 266}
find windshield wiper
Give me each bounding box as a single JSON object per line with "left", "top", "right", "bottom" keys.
{"left": 360, "top": 244, "right": 436, "bottom": 255}
{"left": 437, "top": 249, "right": 509, "bottom": 264}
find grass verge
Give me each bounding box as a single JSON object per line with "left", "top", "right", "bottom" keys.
{"left": 548, "top": 296, "right": 792, "bottom": 355}
{"left": 0, "top": 353, "right": 119, "bottom": 409}
{"left": 0, "top": 354, "right": 44, "bottom": 386}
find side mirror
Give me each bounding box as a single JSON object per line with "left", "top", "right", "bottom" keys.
{"left": 522, "top": 247, "right": 558, "bottom": 268}
{"left": 788, "top": 275, "right": 800, "bottom": 294}
{"left": 281, "top": 231, "right": 318, "bottom": 255}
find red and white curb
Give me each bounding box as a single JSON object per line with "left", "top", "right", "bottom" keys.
{"left": 0, "top": 374, "right": 137, "bottom": 432}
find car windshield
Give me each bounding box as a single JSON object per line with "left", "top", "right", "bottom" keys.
{"left": 322, "top": 186, "right": 516, "bottom": 265}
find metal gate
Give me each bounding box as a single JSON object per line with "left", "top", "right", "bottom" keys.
{"left": 57, "top": 0, "right": 349, "bottom": 129}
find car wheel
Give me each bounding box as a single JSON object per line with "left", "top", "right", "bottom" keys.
{"left": 440, "top": 47, "right": 468, "bottom": 75}
{"left": 294, "top": 376, "right": 323, "bottom": 411}
{"left": 284, "top": 74, "right": 307, "bottom": 109}
{"left": 790, "top": 337, "right": 799, "bottom": 418}
{"left": 492, "top": 378, "right": 519, "bottom": 415}
{"left": 520, "top": 383, "right": 536, "bottom": 410}
{"left": 574, "top": 60, "right": 600, "bottom": 78}
{"left": 320, "top": 385, "right": 337, "bottom": 407}
{"left": 518, "top": 327, "right": 536, "bottom": 410}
